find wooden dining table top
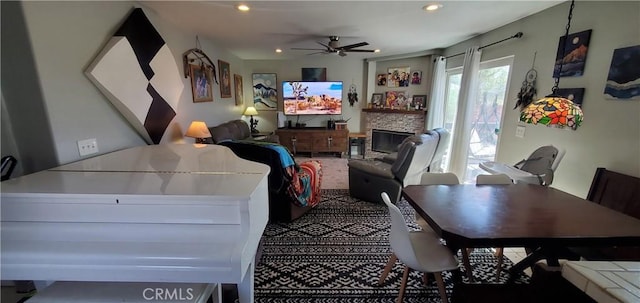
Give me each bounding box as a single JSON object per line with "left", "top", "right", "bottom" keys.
{"left": 402, "top": 184, "right": 640, "bottom": 249}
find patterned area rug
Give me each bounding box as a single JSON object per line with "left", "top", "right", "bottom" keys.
{"left": 254, "top": 189, "right": 529, "bottom": 302}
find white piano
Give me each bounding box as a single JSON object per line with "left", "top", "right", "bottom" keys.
{"left": 1, "top": 144, "right": 270, "bottom": 302}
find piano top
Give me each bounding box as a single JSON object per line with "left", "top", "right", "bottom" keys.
{"left": 1, "top": 144, "right": 270, "bottom": 197}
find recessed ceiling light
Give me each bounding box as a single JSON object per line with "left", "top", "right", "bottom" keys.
{"left": 423, "top": 3, "right": 443, "bottom": 11}
{"left": 374, "top": 49, "right": 381, "bottom": 53}
{"left": 237, "top": 4, "right": 250, "bottom": 12}
{"left": 275, "top": 48, "right": 282, "bottom": 53}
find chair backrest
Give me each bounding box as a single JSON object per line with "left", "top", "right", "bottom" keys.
{"left": 391, "top": 132, "right": 439, "bottom": 186}
{"left": 428, "top": 128, "right": 451, "bottom": 172}
{"left": 516, "top": 145, "right": 560, "bottom": 175}
{"left": 420, "top": 172, "right": 460, "bottom": 185}
{"left": 476, "top": 173, "right": 513, "bottom": 184}
{"left": 381, "top": 192, "right": 421, "bottom": 270}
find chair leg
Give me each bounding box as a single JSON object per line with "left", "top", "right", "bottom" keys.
{"left": 434, "top": 271, "right": 449, "bottom": 303}
{"left": 397, "top": 265, "right": 410, "bottom": 303}
{"left": 495, "top": 247, "right": 504, "bottom": 280}
{"left": 379, "top": 253, "right": 397, "bottom": 285}
{"left": 461, "top": 249, "right": 474, "bottom": 282}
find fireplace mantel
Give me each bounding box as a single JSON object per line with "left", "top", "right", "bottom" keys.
{"left": 362, "top": 108, "right": 426, "bottom": 115}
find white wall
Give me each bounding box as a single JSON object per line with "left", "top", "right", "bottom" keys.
{"left": 443, "top": 1, "right": 640, "bottom": 197}
{"left": 12, "top": 1, "right": 247, "bottom": 166}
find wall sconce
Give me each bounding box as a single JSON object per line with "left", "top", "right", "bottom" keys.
{"left": 519, "top": 0, "right": 583, "bottom": 130}
{"left": 243, "top": 106, "right": 259, "bottom": 133}
{"left": 185, "top": 121, "right": 211, "bottom": 143}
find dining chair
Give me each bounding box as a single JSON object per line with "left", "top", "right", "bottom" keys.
{"left": 475, "top": 174, "right": 513, "bottom": 279}
{"left": 380, "top": 192, "right": 459, "bottom": 303}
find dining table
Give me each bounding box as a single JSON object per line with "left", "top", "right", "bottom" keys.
{"left": 401, "top": 183, "right": 640, "bottom": 282}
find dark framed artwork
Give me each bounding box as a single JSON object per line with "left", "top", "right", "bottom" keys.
{"left": 252, "top": 73, "right": 278, "bottom": 110}
{"left": 234, "top": 74, "right": 243, "bottom": 106}
{"left": 556, "top": 88, "right": 585, "bottom": 106}
{"left": 301, "top": 68, "right": 327, "bottom": 81}
{"left": 218, "top": 60, "right": 231, "bottom": 98}
{"left": 553, "top": 29, "right": 592, "bottom": 78}
{"left": 190, "top": 64, "right": 213, "bottom": 103}
{"left": 411, "top": 71, "right": 422, "bottom": 85}
{"left": 604, "top": 45, "right": 640, "bottom": 100}
{"left": 376, "top": 74, "right": 387, "bottom": 86}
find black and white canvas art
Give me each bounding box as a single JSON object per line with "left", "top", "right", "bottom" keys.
{"left": 85, "top": 8, "right": 183, "bottom": 144}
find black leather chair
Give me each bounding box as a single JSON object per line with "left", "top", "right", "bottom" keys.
{"left": 347, "top": 131, "right": 440, "bottom": 204}
{"left": 380, "top": 127, "right": 451, "bottom": 173}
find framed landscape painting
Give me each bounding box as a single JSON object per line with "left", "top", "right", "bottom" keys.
{"left": 553, "top": 29, "right": 592, "bottom": 78}
{"left": 252, "top": 73, "right": 278, "bottom": 110}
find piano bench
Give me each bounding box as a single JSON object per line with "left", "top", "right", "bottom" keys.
{"left": 26, "top": 282, "right": 219, "bottom": 303}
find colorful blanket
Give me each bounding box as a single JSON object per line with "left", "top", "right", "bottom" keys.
{"left": 235, "top": 140, "right": 322, "bottom": 207}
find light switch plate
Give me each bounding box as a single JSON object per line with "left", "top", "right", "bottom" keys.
{"left": 515, "top": 126, "right": 526, "bottom": 138}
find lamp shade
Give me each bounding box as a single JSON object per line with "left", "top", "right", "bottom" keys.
{"left": 185, "top": 121, "right": 211, "bottom": 138}
{"left": 519, "top": 96, "right": 583, "bottom": 130}
{"left": 243, "top": 106, "right": 258, "bottom": 116}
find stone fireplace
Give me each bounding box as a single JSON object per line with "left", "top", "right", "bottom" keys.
{"left": 362, "top": 109, "right": 426, "bottom": 159}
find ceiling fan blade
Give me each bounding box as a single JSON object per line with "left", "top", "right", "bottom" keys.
{"left": 344, "top": 49, "right": 376, "bottom": 53}
{"left": 291, "top": 47, "right": 326, "bottom": 51}
{"left": 316, "top": 41, "right": 331, "bottom": 49}
{"left": 338, "top": 42, "right": 369, "bottom": 50}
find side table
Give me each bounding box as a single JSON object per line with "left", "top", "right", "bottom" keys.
{"left": 348, "top": 133, "right": 366, "bottom": 159}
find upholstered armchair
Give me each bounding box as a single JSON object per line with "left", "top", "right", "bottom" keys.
{"left": 380, "top": 128, "right": 451, "bottom": 173}
{"left": 348, "top": 131, "right": 440, "bottom": 203}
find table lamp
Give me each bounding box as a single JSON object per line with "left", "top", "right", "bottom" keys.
{"left": 243, "top": 106, "right": 259, "bottom": 133}
{"left": 185, "top": 121, "right": 211, "bottom": 143}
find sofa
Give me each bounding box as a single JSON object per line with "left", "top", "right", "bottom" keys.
{"left": 208, "top": 120, "right": 321, "bottom": 222}
{"left": 207, "top": 119, "right": 279, "bottom": 144}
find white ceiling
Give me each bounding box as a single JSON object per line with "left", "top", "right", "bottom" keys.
{"left": 139, "top": 1, "right": 564, "bottom": 60}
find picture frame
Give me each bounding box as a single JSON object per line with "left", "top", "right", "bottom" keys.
{"left": 411, "top": 71, "right": 422, "bottom": 85}
{"left": 387, "top": 67, "right": 411, "bottom": 87}
{"left": 376, "top": 74, "right": 387, "bottom": 86}
{"left": 556, "top": 88, "right": 585, "bottom": 106}
{"left": 371, "top": 93, "right": 384, "bottom": 107}
{"left": 302, "top": 68, "right": 327, "bottom": 81}
{"left": 218, "top": 60, "right": 231, "bottom": 98}
{"left": 604, "top": 45, "right": 640, "bottom": 100}
{"left": 252, "top": 73, "right": 278, "bottom": 110}
{"left": 412, "top": 95, "right": 427, "bottom": 109}
{"left": 234, "top": 74, "right": 244, "bottom": 106}
{"left": 553, "top": 29, "right": 592, "bottom": 78}
{"left": 189, "top": 64, "right": 213, "bottom": 102}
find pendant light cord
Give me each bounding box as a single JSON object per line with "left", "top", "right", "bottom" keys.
{"left": 552, "top": 0, "right": 575, "bottom": 94}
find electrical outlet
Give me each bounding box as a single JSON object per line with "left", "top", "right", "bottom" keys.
{"left": 515, "top": 126, "right": 526, "bottom": 138}
{"left": 77, "top": 138, "right": 99, "bottom": 156}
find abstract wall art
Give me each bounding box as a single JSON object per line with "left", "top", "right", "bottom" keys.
{"left": 604, "top": 45, "right": 640, "bottom": 100}
{"left": 252, "top": 73, "right": 278, "bottom": 110}
{"left": 85, "top": 8, "right": 183, "bottom": 144}
{"left": 556, "top": 88, "right": 585, "bottom": 106}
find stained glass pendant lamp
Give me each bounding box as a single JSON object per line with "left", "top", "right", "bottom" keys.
{"left": 520, "top": 0, "right": 583, "bottom": 130}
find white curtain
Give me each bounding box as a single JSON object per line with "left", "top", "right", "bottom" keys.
{"left": 427, "top": 56, "right": 446, "bottom": 129}
{"left": 447, "top": 47, "right": 481, "bottom": 179}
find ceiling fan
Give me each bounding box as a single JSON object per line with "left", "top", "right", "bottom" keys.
{"left": 291, "top": 36, "right": 375, "bottom": 57}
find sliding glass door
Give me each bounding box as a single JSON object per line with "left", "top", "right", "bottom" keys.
{"left": 440, "top": 56, "right": 513, "bottom": 183}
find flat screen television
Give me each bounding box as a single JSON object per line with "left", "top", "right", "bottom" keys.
{"left": 282, "top": 81, "right": 342, "bottom": 115}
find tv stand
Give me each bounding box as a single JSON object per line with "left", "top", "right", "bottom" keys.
{"left": 276, "top": 128, "right": 348, "bottom": 157}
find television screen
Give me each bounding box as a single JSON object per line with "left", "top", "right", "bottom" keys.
{"left": 282, "top": 81, "right": 342, "bottom": 115}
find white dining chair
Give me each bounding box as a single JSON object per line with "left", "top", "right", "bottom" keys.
{"left": 475, "top": 173, "right": 513, "bottom": 279}
{"left": 380, "top": 192, "right": 459, "bottom": 303}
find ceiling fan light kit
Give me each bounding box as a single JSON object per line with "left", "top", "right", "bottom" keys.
{"left": 291, "top": 35, "right": 376, "bottom": 56}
